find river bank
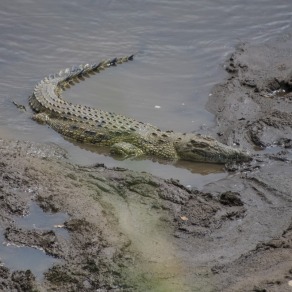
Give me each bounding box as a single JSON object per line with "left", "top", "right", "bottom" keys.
{"left": 0, "top": 35, "right": 292, "bottom": 291}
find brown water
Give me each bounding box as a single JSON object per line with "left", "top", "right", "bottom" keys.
{"left": 0, "top": 0, "right": 291, "bottom": 188}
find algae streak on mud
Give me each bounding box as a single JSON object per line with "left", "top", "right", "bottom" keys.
{"left": 99, "top": 179, "right": 188, "bottom": 291}
{"left": 88, "top": 170, "right": 196, "bottom": 291}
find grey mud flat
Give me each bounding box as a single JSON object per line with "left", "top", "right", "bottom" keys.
{"left": 0, "top": 34, "right": 292, "bottom": 292}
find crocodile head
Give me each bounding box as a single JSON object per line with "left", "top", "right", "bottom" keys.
{"left": 173, "top": 134, "right": 251, "bottom": 164}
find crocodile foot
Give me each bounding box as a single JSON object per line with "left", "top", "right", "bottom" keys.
{"left": 110, "top": 142, "right": 144, "bottom": 159}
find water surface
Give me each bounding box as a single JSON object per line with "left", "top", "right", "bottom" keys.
{"left": 0, "top": 202, "right": 67, "bottom": 280}
{"left": 0, "top": 0, "right": 291, "bottom": 187}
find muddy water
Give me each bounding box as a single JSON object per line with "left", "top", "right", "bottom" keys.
{"left": 0, "top": 1, "right": 291, "bottom": 185}
{"left": 0, "top": 202, "right": 68, "bottom": 280}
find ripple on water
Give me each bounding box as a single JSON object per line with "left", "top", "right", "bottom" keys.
{"left": 0, "top": 0, "right": 290, "bottom": 190}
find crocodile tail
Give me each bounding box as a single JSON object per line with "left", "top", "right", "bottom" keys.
{"left": 58, "top": 54, "right": 134, "bottom": 89}
{"left": 30, "top": 54, "right": 135, "bottom": 116}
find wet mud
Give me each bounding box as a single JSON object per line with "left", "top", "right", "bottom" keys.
{"left": 1, "top": 35, "right": 292, "bottom": 291}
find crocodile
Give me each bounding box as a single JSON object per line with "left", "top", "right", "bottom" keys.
{"left": 29, "top": 55, "right": 251, "bottom": 164}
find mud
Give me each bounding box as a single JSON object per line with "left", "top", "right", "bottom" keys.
{"left": 0, "top": 35, "right": 292, "bottom": 291}
{"left": 207, "top": 34, "right": 292, "bottom": 152}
